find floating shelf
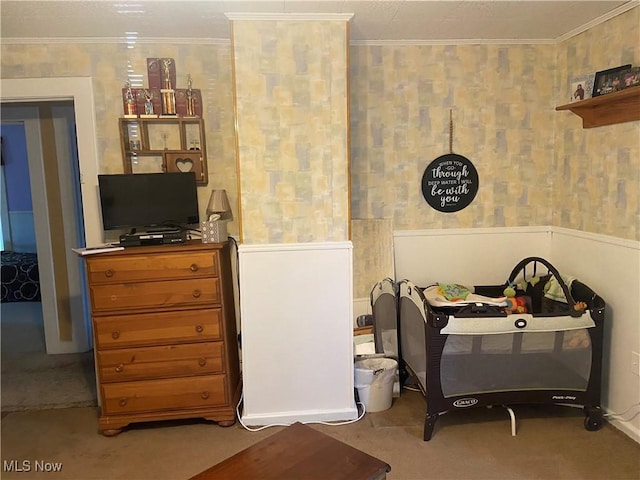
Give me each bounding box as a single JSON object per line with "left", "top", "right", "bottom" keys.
{"left": 556, "top": 86, "right": 640, "bottom": 128}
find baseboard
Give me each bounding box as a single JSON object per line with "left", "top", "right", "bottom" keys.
{"left": 607, "top": 417, "right": 640, "bottom": 444}
{"left": 240, "top": 405, "right": 358, "bottom": 427}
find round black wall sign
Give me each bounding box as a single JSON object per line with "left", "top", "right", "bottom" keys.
{"left": 421, "top": 153, "right": 479, "bottom": 212}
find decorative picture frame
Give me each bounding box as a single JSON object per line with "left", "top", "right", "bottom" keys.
{"left": 163, "top": 151, "right": 206, "bottom": 184}
{"left": 569, "top": 73, "right": 595, "bottom": 102}
{"left": 620, "top": 67, "right": 640, "bottom": 90}
{"left": 592, "top": 64, "right": 632, "bottom": 97}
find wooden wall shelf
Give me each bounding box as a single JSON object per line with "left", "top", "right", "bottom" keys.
{"left": 119, "top": 117, "right": 208, "bottom": 184}
{"left": 556, "top": 86, "right": 640, "bottom": 128}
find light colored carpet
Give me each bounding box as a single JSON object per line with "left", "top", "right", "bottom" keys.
{"left": 1, "top": 391, "right": 639, "bottom": 480}
{"left": 1, "top": 350, "right": 97, "bottom": 411}
{"left": 1, "top": 301, "right": 46, "bottom": 353}
{"left": 1, "top": 301, "right": 97, "bottom": 411}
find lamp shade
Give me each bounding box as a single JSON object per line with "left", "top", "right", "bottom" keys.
{"left": 206, "top": 189, "right": 232, "bottom": 221}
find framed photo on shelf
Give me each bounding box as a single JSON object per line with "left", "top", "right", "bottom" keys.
{"left": 592, "top": 64, "right": 632, "bottom": 97}
{"left": 569, "top": 73, "right": 595, "bottom": 102}
{"left": 621, "top": 67, "right": 640, "bottom": 89}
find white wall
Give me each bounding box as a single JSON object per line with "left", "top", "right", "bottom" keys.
{"left": 394, "top": 227, "right": 551, "bottom": 287}
{"left": 7, "top": 211, "right": 36, "bottom": 252}
{"left": 239, "top": 241, "right": 357, "bottom": 425}
{"left": 550, "top": 227, "right": 640, "bottom": 442}
{"left": 392, "top": 226, "right": 640, "bottom": 443}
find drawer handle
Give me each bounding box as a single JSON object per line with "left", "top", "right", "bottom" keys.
{"left": 105, "top": 269, "right": 114, "bottom": 278}
{"left": 115, "top": 364, "right": 124, "bottom": 373}
{"left": 192, "top": 289, "right": 201, "bottom": 298}
{"left": 111, "top": 331, "right": 120, "bottom": 340}
{"left": 198, "top": 358, "right": 207, "bottom": 367}
{"left": 119, "top": 398, "right": 128, "bottom": 407}
{"left": 201, "top": 391, "right": 210, "bottom": 400}
{"left": 195, "top": 325, "right": 204, "bottom": 333}
{"left": 190, "top": 263, "right": 199, "bottom": 272}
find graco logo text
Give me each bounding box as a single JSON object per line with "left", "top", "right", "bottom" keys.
{"left": 453, "top": 398, "right": 478, "bottom": 408}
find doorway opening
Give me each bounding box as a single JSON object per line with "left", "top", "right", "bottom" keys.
{"left": 0, "top": 83, "right": 99, "bottom": 411}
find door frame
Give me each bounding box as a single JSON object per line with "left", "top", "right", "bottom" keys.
{"left": 0, "top": 136, "right": 13, "bottom": 251}
{"left": 1, "top": 77, "right": 100, "bottom": 353}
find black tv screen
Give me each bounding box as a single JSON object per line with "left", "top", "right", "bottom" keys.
{"left": 98, "top": 172, "right": 199, "bottom": 230}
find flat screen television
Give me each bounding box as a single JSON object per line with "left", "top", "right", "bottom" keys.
{"left": 98, "top": 172, "right": 199, "bottom": 231}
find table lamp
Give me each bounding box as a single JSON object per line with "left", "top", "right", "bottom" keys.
{"left": 206, "top": 189, "right": 232, "bottom": 221}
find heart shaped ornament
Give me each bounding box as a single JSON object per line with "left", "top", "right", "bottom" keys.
{"left": 175, "top": 157, "right": 194, "bottom": 172}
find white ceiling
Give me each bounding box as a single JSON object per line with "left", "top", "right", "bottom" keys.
{"left": 1, "top": 1, "right": 637, "bottom": 44}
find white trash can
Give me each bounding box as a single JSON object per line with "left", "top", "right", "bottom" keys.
{"left": 354, "top": 357, "right": 397, "bottom": 412}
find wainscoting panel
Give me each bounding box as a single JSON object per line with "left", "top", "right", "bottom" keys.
{"left": 551, "top": 227, "right": 640, "bottom": 443}
{"left": 239, "top": 242, "right": 357, "bottom": 426}
{"left": 393, "top": 227, "right": 551, "bottom": 287}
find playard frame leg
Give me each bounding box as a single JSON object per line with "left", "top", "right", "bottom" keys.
{"left": 423, "top": 413, "right": 438, "bottom": 441}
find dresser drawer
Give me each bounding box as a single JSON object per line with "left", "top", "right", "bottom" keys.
{"left": 94, "top": 308, "right": 222, "bottom": 349}
{"left": 98, "top": 342, "right": 225, "bottom": 383}
{"left": 90, "top": 277, "right": 220, "bottom": 312}
{"left": 86, "top": 252, "right": 218, "bottom": 285}
{"left": 101, "top": 375, "right": 227, "bottom": 415}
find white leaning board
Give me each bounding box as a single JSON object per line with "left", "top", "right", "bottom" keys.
{"left": 239, "top": 242, "right": 357, "bottom": 426}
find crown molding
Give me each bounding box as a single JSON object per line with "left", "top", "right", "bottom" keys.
{"left": 1, "top": 37, "right": 231, "bottom": 45}
{"left": 0, "top": 36, "right": 558, "bottom": 47}
{"left": 350, "top": 38, "right": 556, "bottom": 46}
{"left": 225, "top": 12, "right": 354, "bottom": 22}
{"left": 556, "top": 1, "right": 639, "bottom": 43}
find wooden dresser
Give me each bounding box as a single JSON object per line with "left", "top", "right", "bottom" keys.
{"left": 83, "top": 241, "right": 240, "bottom": 436}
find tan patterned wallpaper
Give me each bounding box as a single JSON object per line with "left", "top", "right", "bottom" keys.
{"left": 349, "top": 43, "right": 558, "bottom": 231}
{"left": 1, "top": 42, "right": 239, "bottom": 235}
{"left": 231, "top": 20, "right": 350, "bottom": 244}
{"left": 351, "top": 219, "right": 394, "bottom": 299}
{"left": 554, "top": 8, "right": 639, "bottom": 240}
{"left": 2, "top": 7, "right": 637, "bottom": 278}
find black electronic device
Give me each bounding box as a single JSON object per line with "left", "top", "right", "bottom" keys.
{"left": 119, "top": 230, "right": 187, "bottom": 247}
{"left": 98, "top": 172, "right": 199, "bottom": 232}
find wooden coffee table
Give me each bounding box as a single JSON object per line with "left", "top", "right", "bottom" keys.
{"left": 189, "top": 422, "right": 391, "bottom": 480}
